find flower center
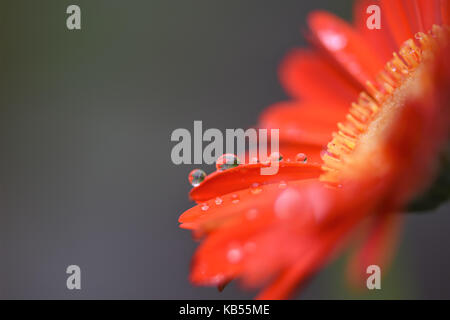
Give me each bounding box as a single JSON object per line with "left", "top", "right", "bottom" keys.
{"left": 320, "top": 25, "right": 449, "bottom": 185}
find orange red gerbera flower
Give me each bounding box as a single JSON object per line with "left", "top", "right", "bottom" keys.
{"left": 179, "top": 0, "right": 450, "bottom": 299}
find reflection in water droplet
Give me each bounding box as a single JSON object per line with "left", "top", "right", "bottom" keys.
{"left": 231, "top": 194, "right": 240, "bottom": 204}
{"left": 295, "top": 153, "right": 308, "bottom": 163}
{"left": 201, "top": 203, "right": 209, "bottom": 211}
{"left": 188, "top": 169, "right": 206, "bottom": 187}
{"left": 215, "top": 197, "right": 223, "bottom": 205}
{"left": 216, "top": 154, "right": 241, "bottom": 171}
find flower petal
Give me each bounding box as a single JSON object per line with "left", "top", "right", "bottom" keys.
{"left": 189, "top": 161, "right": 322, "bottom": 203}
{"left": 417, "top": 0, "right": 443, "bottom": 31}
{"left": 279, "top": 49, "right": 360, "bottom": 104}
{"left": 442, "top": 0, "right": 450, "bottom": 25}
{"left": 353, "top": 0, "right": 397, "bottom": 63}
{"left": 189, "top": 180, "right": 320, "bottom": 286}
{"left": 308, "top": 11, "right": 384, "bottom": 86}
{"left": 259, "top": 101, "right": 347, "bottom": 146}
{"left": 347, "top": 213, "right": 403, "bottom": 289}
{"left": 255, "top": 221, "right": 351, "bottom": 300}
{"left": 380, "top": 0, "right": 414, "bottom": 46}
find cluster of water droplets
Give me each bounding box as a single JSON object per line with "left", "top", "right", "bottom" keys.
{"left": 188, "top": 151, "right": 309, "bottom": 187}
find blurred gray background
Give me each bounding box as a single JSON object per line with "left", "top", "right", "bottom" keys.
{"left": 0, "top": 0, "right": 449, "bottom": 299}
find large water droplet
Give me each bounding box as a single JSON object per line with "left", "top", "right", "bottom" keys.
{"left": 216, "top": 154, "right": 241, "bottom": 171}
{"left": 295, "top": 153, "right": 308, "bottom": 163}
{"left": 188, "top": 169, "right": 206, "bottom": 187}
{"left": 201, "top": 203, "right": 209, "bottom": 211}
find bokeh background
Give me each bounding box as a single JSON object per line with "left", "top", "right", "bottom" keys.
{"left": 0, "top": 0, "right": 449, "bottom": 299}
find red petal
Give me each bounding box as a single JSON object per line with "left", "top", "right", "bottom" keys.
{"left": 380, "top": 0, "right": 414, "bottom": 46}
{"left": 443, "top": 0, "right": 450, "bottom": 25}
{"left": 256, "top": 222, "right": 350, "bottom": 300}
{"left": 347, "top": 213, "right": 402, "bottom": 289}
{"left": 189, "top": 180, "right": 319, "bottom": 286}
{"left": 259, "top": 101, "right": 346, "bottom": 146}
{"left": 308, "top": 11, "right": 384, "bottom": 86}
{"left": 189, "top": 161, "right": 322, "bottom": 203}
{"left": 417, "top": 0, "right": 442, "bottom": 31}
{"left": 189, "top": 194, "right": 282, "bottom": 284}
{"left": 353, "top": 0, "right": 397, "bottom": 63}
{"left": 279, "top": 49, "right": 360, "bottom": 104}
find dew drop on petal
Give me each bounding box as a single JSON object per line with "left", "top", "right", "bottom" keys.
{"left": 201, "top": 203, "right": 209, "bottom": 211}
{"left": 278, "top": 181, "right": 287, "bottom": 189}
{"left": 295, "top": 153, "right": 308, "bottom": 163}
{"left": 216, "top": 154, "right": 241, "bottom": 171}
{"left": 269, "top": 152, "right": 283, "bottom": 162}
{"left": 215, "top": 197, "right": 223, "bottom": 205}
{"left": 188, "top": 169, "right": 206, "bottom": 187}
{"left": 231, "top": 194, "right": 240, "bottom": 204}
{"left": 250, "top": 183, "right": 262, "bottom": 195}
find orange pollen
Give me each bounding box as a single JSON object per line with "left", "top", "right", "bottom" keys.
{"left": 320, "top": 25, "right": 450, "bottom": 184}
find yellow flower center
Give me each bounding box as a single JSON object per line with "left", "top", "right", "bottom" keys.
{"left": 320, "top": 25, "right": 449, "bottom": 184}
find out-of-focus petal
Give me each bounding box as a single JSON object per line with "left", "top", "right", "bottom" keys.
{"left": 279, "top": 49, "right": 360, "bottom": 104}
{"left": 353, "top": 0, "right": 397, "bottom": 64}
{"left": 347, "top": 213, "right": 403, "bottom": 289}
{"left": 308, "top": 11, "right": 384, "bottom": 86}
{"left": 442, "top": 0, "right": 450, "bottom": 25}
{"left": 255, "top": 220, "right": 353, "bottom": 300}
{"left": 259, "top": 101, "right": 347, "bottom": 146}
{"left": 417, "top": 0, "right": 443, "bottom": 31}
{"left": 380, "top": 0, "right": 414, "bottom": 46}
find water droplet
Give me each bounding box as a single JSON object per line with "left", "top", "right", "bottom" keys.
{"left": 227, "top": 247, "right": 243, "bottom": 263}
{"left": 249, "top": 156, "right": 259, "bottom": 164}
{"left": 269, "top": 152, "right": 283, "bottom": 162}
{"left": 201, "top": 203, "right": 209, "bottom": 211}
{"left": 278, "top": 181, "right": 287, "bottom": 189}
{"left": 215, "top": 197, "right": 223, "bottom": 205}
{"left": 295, "top": 153, "right": 308, "bottom": 163}
{"left": 188, "top": 169, "right": 206, "bottom": 187}
{"left": 231, "top": 194, "right": 240, "bottom": 204}
{"left": 250, "top": 183, "right": 262, "bottom": 195}
{"left": 216, "top": 154, "right": 241, "bottom": 171}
